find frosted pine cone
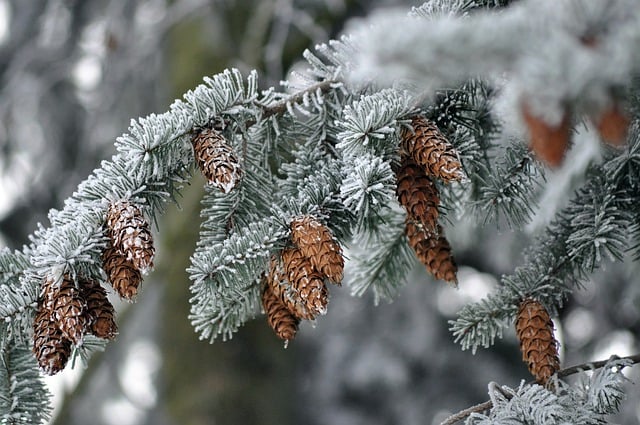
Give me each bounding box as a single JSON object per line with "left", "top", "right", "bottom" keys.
{"left": 521, "top": 102, "right": 571, "bottom": 168}
{"left": 515, "top": 298, "right": 560, "bottom": 385}
{"left": 290, "top": 216, "right": 344, "bottom": 284}
{"left": 191, "top": 128, "right": 242, "bottom": 193}
{"left": 405, "top": 220, "right": 457, "bottom": 285}
{"left": 401, "top": 116, "right": 464, "bottom": 182}
{"left": 395, "top": 156, "right": 440, "bottom": 233}
{"left": 48, "top": 276, "right": 87, "bottom": 345}
{"left": 102, "top": 246, "right": 143, "bottom": 300}
{"left": 594, "top": 104, "right": 629, "bottom": 146}
{"left": 266, "top": 256, "right": 315, "bottom": 320}
{"left": 32, "top": 293, "right": 72, "bottom": 375}
{"left": 81, "top": 278, "right": 117, "bottom": 340}
{"left": 281, "top": 248, "right": 329, "bottom": 318}
{"left": 261, "top": 279, "right": 299, "bottom": 342}
{"left": 106, "top": 200, "right": 154, "bottom": 273}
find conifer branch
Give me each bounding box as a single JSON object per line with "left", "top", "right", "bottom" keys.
{"left": 440, "top": 353, "right": 640, "bottom": 425}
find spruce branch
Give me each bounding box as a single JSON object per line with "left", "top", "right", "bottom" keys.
{"left": 440, "top": 354, "right": 640, "bottom": 425}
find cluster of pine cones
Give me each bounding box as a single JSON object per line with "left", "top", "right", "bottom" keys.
{"left": 32, "top": 200, "right": 155, "bottom": 374}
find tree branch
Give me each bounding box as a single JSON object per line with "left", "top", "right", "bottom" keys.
{"left": 439, "top": 353, "right": 640, "bottom": 425}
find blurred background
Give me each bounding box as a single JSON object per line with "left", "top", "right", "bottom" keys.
{"left": 1, "top": 1, "right": 640, "bottom": 424}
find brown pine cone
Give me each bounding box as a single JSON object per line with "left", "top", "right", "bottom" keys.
{"left": 521, "top": 103, "right": 571, "bottom": 168}
{"left": 266, "top": 256, "right": 316, "bottom": 320}
{"left": 261, "top": 279, "right": 299, "bottom": 342}
{"left": 32, "top": 297, "right": 72, "bottom": 375}
{"left": 81, "top": 279, "right": 118, "bottom": 340}
{"left": 594, "top": 104, "right": 629, "bottom": 146}
{"left": 401, "top": 116, "right": 464, "bottom": 182}
{"left": 106, "top": 200, "right": 155, "bottom": 273}
{"left": 48, "top": 276, "right": 87, "bottom": 345}
{"left": 191, "top": 128, "right": 242, "bottom": 193}
{"left": 395, "top": 156, "right": 440, "bottom": 233}
{"left": 281, "top": 248, "right": 329, "bottom": 317}
{"left": 290, "top": 215, "right": 344, "bottom": 284}
{"left": 515, "top": 298, "right": 560, "bottom": 385}
{"left": 405, "top": 220, "right": 457, "bottom": 285}
{"left": 102, "top": 245, "right": 143, "bottom": 300}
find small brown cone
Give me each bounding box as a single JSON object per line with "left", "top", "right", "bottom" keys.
{"left": 521, "top": 103, "right": 571, "bottom": 168}
{"left": 102, "top": 246, "right": 143, "bottom": 300}
{"left": 32, "top": 293, "right": 72, "bottom": 375}
{"left": 49, "top": 276, "right": 87, "bottom": 345}
{"left": 261, "top": 279, "right": 299, "bottom": 342}
{"left": 594, "top": 104, "right": 629, "bottom": 146}
{"left": 192, "top": 128, "right": 242, "bottom": 193}
{"left": 290, "top": 216, "right": 344, "bottom": 284}
{"left": 515, "top": 298, "right": 560, "bottom": 385}
{"left": 281, "top": 248, "right": 329, "bottom": 317}
{"left": 405, "top": 220, "right": 457, "bottom": 285}
{"left": 401, "top": 116, "right": 464, "bottom": 182}
{"left": 395, "top": 156, "right": 440, "bottom": 233}
{"left": 81, "top": 279, "right": 118, "bottom": 340}
{"left": 266, "top": 256, "right": 315, "bottom": 320}
{"left": 106, "top": 200, "right": 154, "bottom": 273}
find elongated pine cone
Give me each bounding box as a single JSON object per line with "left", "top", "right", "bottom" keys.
{"left": 48, "top": 276, "right": 87, "bottom": 345}
{"left": 594, "top": 104, "right": 629, "bottom": 146}
{"left": 521, "top": 103, "right": 571, "bottom": 168}
{"left": 81, "top": 279, "right": 117, "bottom": 339}
{"left": 266, "top": 256, "right": 316, "bottom": 320}
{"left": 515, "top": 299, "right": 560, "bottom": 385}
{"left": 395, "top": 156, "right": 440, "bottom": 233}
{"left": 106, "top": 200, "right": 154, "bottom": 273}
{"left": 406, "top": 220, "right": 457, "bottom": 285}
{"left": 290, "top": 215, "right": 344, "bottom": 284}
{"left": 192, "top": 128, "right": 242, "bottom": 193}
{"left": 281, "top": 248, "right": 329, "bottom": 317}
{"left": 401, "top": 116, "right": 464, "bottom": 182}
{"left": 102, "top": 246, "right": 143, "bottom": 300}
{"left": 261, "top": 279, "right": 299, "bottom": 342}
{"left": 32, "top": 290, "right": 72, "bottom": 375}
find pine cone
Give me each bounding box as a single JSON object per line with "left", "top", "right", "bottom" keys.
{"left": 106, "top": 200, "right": 155, "bottom": 273}
{"left": 521, "top": 103, "right": 571, "bottom": 168}
{"left": 595, "top": 104, "right": 629, "bottom": 146}
{"left": 192, "top": 128, "right": 242, "bottom": 193}
{"left": 102, "top": 246, "right": 143, "bottom": 300}
{"left": 401, "top": 116, "right": 464, "bottom": 182}
{"left": 261, "top": 279, "right": 299, "bottom": 342}
{"left": 290, "top": 215, "right": 344, "bottom": 284}
{"left": 48, "top": 276, "right": 87, "bottom": 345}
{"left": 281, "top": 248, "right": 329, "bottom": 317}
{"left": 81, "top": 279, "right": 117, "bottom": 340}
{"left": 32, "top": 296, "right": 72, "bottom": 375}
{"left": 515, "top": 298, "right": 560, "bottom": 385}
{"left": 405, "top": 220, "right": 457, "bottom": 285}
{"left": 266, "top": 256, "right": 317, "bottom": 320}
{"left": 395, "top": 156, "right": 440, "bottom": 233}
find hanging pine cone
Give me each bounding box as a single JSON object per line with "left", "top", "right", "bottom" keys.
{"left": 521, "top": 103, "right": 571, "bottom": 168}
{"left": 32, "top": 294, "right": 72, "bottom": 375}
{"left": 106, "top": 200, "right": 154, "bottom": 274}
{"left": 405, "top": 220, "right": 457, "bottom": 285}
{"left": 261, "top": 278, "right": 299, "bottom": 342}
{"left": 47, "top": 275, "right": 87, "bottom": 345}
{"left": 281, "top": 248, "right": 329, "bottom": 317}
{"left": 594, "top": 104, "right": 629, "bottom": 146}
{"left": 401, "top": 116, "right": 464, "bottom": 182}
{"left": 102, "top": 245, "right": 143, "bottom": 300}
{"left": 191, "top": 128, "right": 243, "bottom": 193}
{"left": 81, "top": 278, "right": 117, "bottom": 340}
{"left": 266, "top": 256, "right": 316, "bottom": 320}
{"left": 515, "top": 298, "right": 560, "bottom": 385}
{"left": 290, "top": 215, "right": 344, "bottom": 284}
{"left": 395, "top": 156, "right": 440, "bottom": 233}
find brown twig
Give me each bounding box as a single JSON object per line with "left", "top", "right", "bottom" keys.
{"left": 439, "top": 353, "right": 640, "bottom": 425}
